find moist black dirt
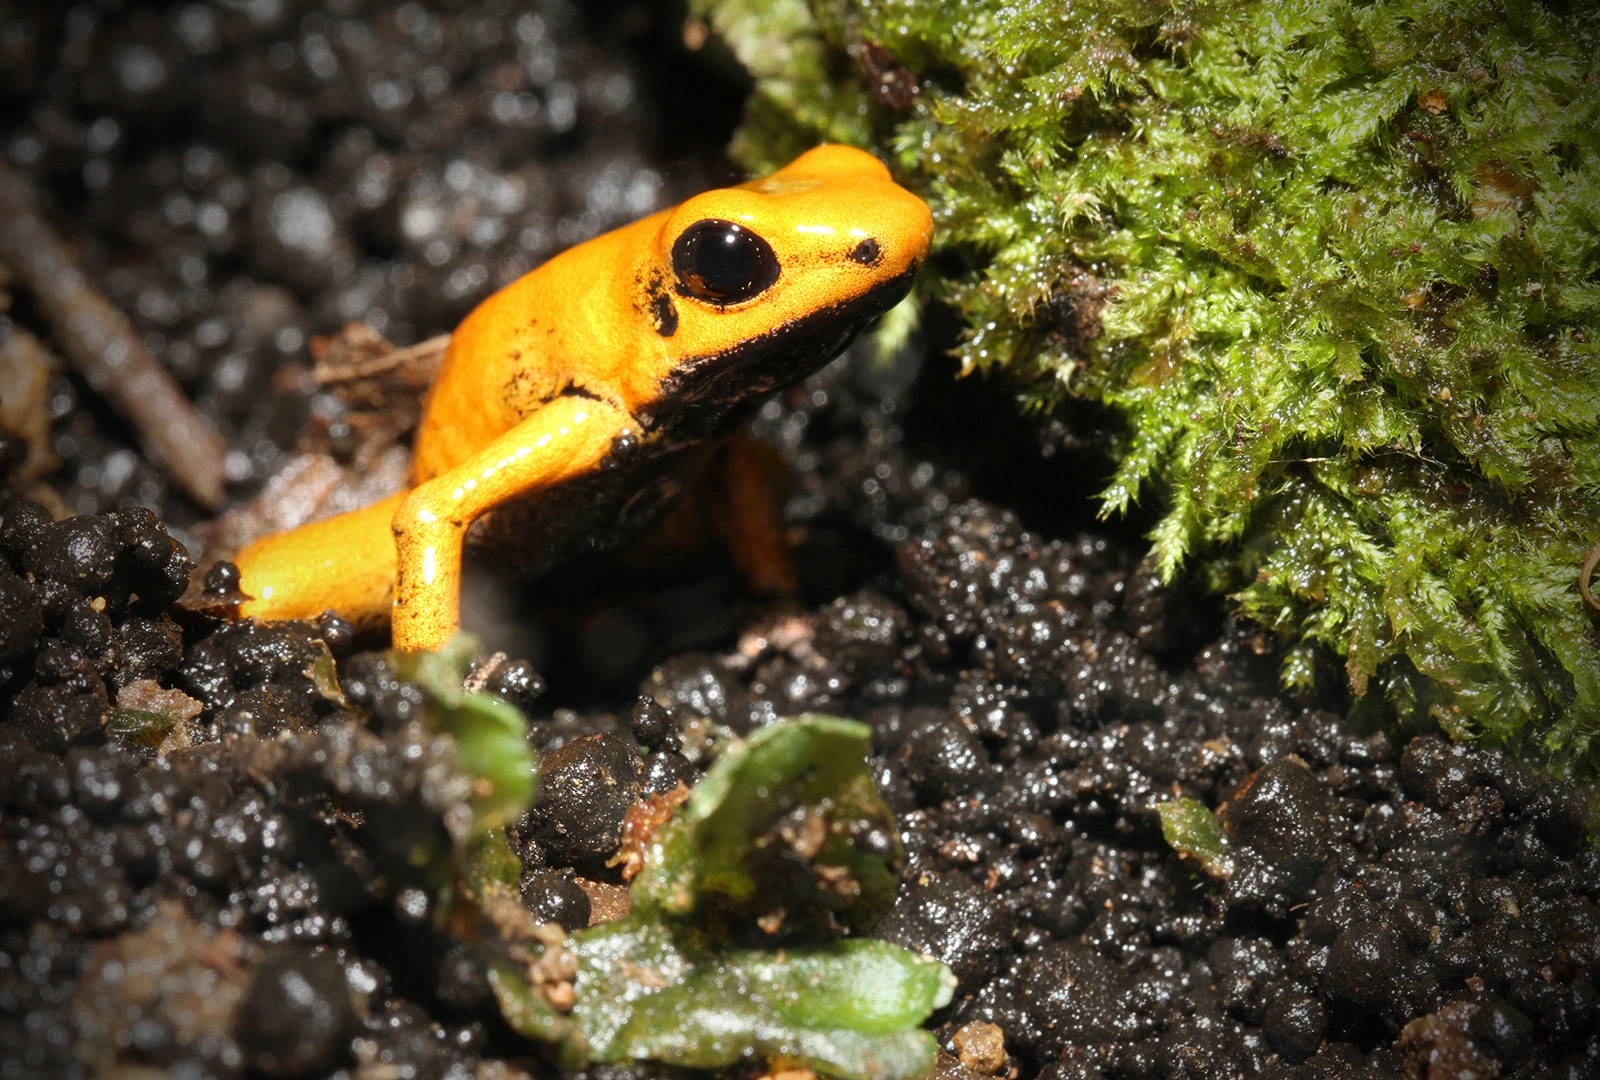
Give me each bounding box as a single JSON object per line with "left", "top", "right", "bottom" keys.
{"left": 3, "top": 4, "right": 1599, "bottom": 1080}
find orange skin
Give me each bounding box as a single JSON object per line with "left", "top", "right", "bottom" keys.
{"left": 234, "top": 146, "right": 933, "bottom": 650}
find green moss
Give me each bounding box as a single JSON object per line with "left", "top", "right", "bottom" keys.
{"left": 694, "top": 0, "right": 1600, "bottom": 768}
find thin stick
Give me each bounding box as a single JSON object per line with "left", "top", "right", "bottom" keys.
{"left": 314, "top": 332, "right": 450, "bottom": 385}
{"left": 0, "top": 160, "right": 227, "bottom": 508}
{"left": 1580, "top": 541, "right": 1600, "bottom": 613}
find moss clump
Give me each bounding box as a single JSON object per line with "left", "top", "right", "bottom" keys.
{"left": 693, "top": 0, "right": 1600, "bottom": 768}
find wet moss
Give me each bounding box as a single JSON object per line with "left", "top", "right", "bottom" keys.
{"left": 693, "top": 0, "right": 1600, "bottom": 770}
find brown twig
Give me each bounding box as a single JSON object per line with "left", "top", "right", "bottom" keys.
{"left": 0, "top": 160, "right": 227, "bottom": 507}
{"left": 313, "top": 326, "right": 449, "bottom": 386}
{"left": 1580, "top": 541, "right": 1600, "bottom": 612}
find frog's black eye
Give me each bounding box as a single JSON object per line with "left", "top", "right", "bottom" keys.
{"left": 672, "top": 219, "right": 779, "bottom": 305}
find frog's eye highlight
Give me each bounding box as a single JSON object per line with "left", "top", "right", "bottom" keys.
{"left": 672, "top": 219, "right": 780, "bottom": 305}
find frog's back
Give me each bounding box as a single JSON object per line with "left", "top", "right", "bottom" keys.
{"left": 408, "top": 209, "right": 674, "bottom": 484}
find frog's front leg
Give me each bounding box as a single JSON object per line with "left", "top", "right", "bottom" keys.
{"left": 391, "top": 395, "right": 636, "bottom": 651}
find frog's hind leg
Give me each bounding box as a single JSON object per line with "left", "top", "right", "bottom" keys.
{"left": 705, "top": 432, "right": 799, "bottom": 595}
{"left": 235, "top": 492, "right": 405, "bottom": 631}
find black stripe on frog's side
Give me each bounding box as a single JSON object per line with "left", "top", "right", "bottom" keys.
{"left": 465, "top": 434, "right": 714, "bottom": 580}
{"left": 535, "top": 379, "right": 604, "bottom": 406}
{"left": 636, "top": 261, "right": 919, "bottom": 444}
{"left": 560, "top": 381, "right": 602, "bottom": 400}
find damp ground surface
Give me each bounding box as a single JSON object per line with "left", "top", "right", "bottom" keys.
{"left": 2, "top": 3, "right": 1599, "bottom": 1080}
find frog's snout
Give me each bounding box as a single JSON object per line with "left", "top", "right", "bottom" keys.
{"left": 832, "top": 198, "right": 930, "bottom": 301}
{"left": 755, "top": 142, "right": 934, "bottom": 280}
{"left": 860, "top": 175, "right": 933, "bottom": 278}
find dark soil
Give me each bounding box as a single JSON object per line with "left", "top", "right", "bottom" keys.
{"left": 2, "top": 4, "right": 1598, "bottom": 1080}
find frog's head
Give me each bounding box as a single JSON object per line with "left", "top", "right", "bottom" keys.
{"left": 634, "top": 145, "right": 933, "bottom": 433}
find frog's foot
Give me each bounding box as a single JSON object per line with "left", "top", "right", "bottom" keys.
{"left": 235, "top": 492, "right": 404, "bottom": 631}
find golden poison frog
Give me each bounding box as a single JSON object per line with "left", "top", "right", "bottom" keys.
{"left": 234, "top": 145, "right": 933, "bottom": 650}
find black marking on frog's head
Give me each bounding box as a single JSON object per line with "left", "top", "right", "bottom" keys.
{"left": 849, "top": 238, "right": 882, "bottom": 266}
{"left": 652, "top": 292, "right": 678, "bottom": 338}
{"left": 641, "top": 267, "right": 679, "bottom": 338}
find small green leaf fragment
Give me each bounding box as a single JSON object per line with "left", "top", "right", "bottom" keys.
{"left": 105, "top": 708, "right": 178, "bottom": 747}
{"left": 1280, "top": 644, "right": 1319, "bottom": 693}
{"left": 1332, "top": 340, "right": 1364, "bottom": 383}
{"left": 392, "top": 633, "right": 538, "bottom": 837}
{"left": 306, "top": 639, "right": 348, "bottom": 706}
{"left": 871, "top": 290, "right": 922, "bottom": 367}
{"left": 440, "top": 691, "right": 538, "bottom": 836}
{"left": 403, "top": 633, "right": 479, "bottom": 703}
{"left": 571, "top": 915, "right": 951, "bottom": 1080}
{"left": 1156, "top": 798, "right": 1234, "bottom": 879}
{"left": 462, "top": 827, "right": 523, "bottom": 901}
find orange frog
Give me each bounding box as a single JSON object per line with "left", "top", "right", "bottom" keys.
{"left": 233, "top": 146, "right": 933, "bottom": 650}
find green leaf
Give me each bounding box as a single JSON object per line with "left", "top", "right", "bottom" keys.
{"left": 438, "top": 690, "right": 538, "bottom": 836}
{"left": 568, "top": 916, "right": 951, "bottom": 1080}
{"left": 482, "top": 715, "right": 952, "bottom": 1080}
{"left": 635, "top": 713, "right": 902, "bottom": 938}
{"left": 872, "top": 291, "right": 923, "bottom": 367}
{"left": 487, "top": 957, "right": 586, "bottom": 1059}
{"left": 462, "top": 828, "right": 523, "bottom": 902}
{"left": 1156, "top": 798, "right": 1234, "bottom": 879}
{"left": 305, "top": 639, "right": 348, "bottom": 706}
{"left": 105, "top": 707, "right": 178, "bottom": 748}
{"left": 392, "top": 633, "right": 538, "bottom": 837}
